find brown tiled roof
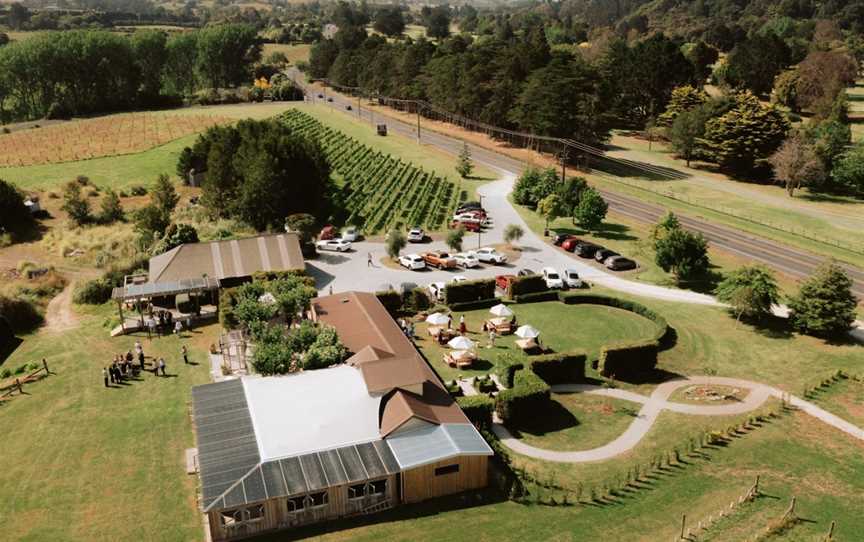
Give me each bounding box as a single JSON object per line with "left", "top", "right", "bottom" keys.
{"left": 149, "top": 232, "right": 304, "bottom": 283}
{"left": 312, "top": 292, "right": 469, "bottom": 435}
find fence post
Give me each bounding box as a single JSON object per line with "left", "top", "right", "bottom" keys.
{"left": 42, "top": 358, "right": 50, "bottom": 375}
{"left": 16, "top": 378, "right": 23, "bottom": 394}
{"left": 826, "top": 520, "right": 835, "bottom": 540}
{"left": 680, "top": 514, "right": 686, "bottom": 540}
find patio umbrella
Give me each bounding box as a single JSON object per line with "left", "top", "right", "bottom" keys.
{"left": 515, "top": 325, "right": 541, "bottom": 339}
{"left": 447, "top": 336, "right": 476, "bottom": 350}
{"left": 425, "top": 312, "right": 450, "bottom": 325}
{"left": 489, "top": 304, "right": 514, "bottom": 317}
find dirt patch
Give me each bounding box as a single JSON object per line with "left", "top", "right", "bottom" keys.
{"left": 43, "top": 284, "right": 79, "bottom": 334}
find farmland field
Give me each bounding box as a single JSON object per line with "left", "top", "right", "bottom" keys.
{"left": 0, "top": 113, "right": 230, "bottom": 167}
{"left": 280, "top": 109, "right": 464, "bottom": 233}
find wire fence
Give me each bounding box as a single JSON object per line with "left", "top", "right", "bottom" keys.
{"left": 302, "top": 77, "right": 864, "bottom": 259}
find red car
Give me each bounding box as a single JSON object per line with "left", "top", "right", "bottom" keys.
{"left": 495, "top": 274, "right": 516, "bottom": 291}
{"left": 450, "top": 220, "right": 481, "bottom": 232}
{"left": 561, "top": 237, "right": 583, "bottom": 252}
{"left": 319, "top": 225, "right": 337, "bottom": 240}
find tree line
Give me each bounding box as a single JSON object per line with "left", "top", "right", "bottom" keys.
{"left": 0, "top": 24, "right": 260, "bottom": 122}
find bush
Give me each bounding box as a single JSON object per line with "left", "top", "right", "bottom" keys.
{"left": 375, "top": 290, "right": 402, "bottom": 316}
{"left": 457, "top": 395, "right": 495, "bottom": 428}
{"left": 448, "top": 298, "right": 499, "bottom": 312}
{"left": 403, "top": 287, "right": 431, "bottom": 313}
{"left": 599, "top": 340, "right": 658, "bottom": 378}
{"left": 512, "top": 291, "right": 559, "bottom": 304}
{"left": 251, "top": 269, "right": 312, "bottom": 285}
{"left": 444, "top": 278, "right": 496, "bottom": 305}
{"left": 508, "top": 275, "right": 548, "bottom": 298}
{"left": 129, "top": 185, "right": 147, "bottom": 196}
{"left": 73, "top": 278, "right": 114, "bottom": 305}
{"left": 530, "top": 351, "right": 587, "bottom": 383}
{"left": 219, "top": 287, "right": 241, "bottom": 329}
{"left": 0, "top": 295, "right": 43, "bottom": 333}
{"left": 496, "top": 368, "right": 551, "bottom": 425}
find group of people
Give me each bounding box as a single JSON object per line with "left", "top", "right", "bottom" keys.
{"left": 397, "top": 318, "right": 415, "bottom": 338}
{"left": 102, "top": 340, "right": 179, "bottom": 387}
{"left": 147, "top": 310, "right": 184, "bottom": 337}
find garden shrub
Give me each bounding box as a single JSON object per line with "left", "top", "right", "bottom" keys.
{"left": 0, "top": 295, "right": 43, "bottom": 333}
{"left": 129, "top": 185, "right": 147, "bottom": 196}
{"left": 457, "top": 395, "right": 495, "bottom": 428}
{"left": 219, "top": 287, "right": 241, "bottom": 329}
{"left": 513, "top": 291, "right": 559, "bottom": 304}
{"left": 508, "top": 275, "right": 548, "bottom": 298}
{"left": 375, "top": 290, "right": 402, "bottom": 316}
{"left": 599, "top": 339, "right": 658, "bottom": 378}
{"left": 444, "top": 278, "right": 496, "bottom": 305}
{"left": 403, "top": 287, "right": 431, "bottom": 313}
{"left": 448, "top": 298, "right": 499, "bottom": 312}
{"left": 496, "top": 354, "right": 524, "bottom": 388}
{"left": 73, "top": 278, "right": 114, "bottom": 305}
{"left": 496, "top": 368, "right": 551, "bottom": 425}
{"left": 251, "top": 269, "right": 311, "bottom": 285}
{"left": 530, "top": 350, "right": 587, "bottom": 383}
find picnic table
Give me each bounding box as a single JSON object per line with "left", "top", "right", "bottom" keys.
{"left": 484, "top": 317, "right": 514, "bottom": 335}
{"left": 515, "top": 338, "right": 539, "bottom": 353}
{"left": 444, "top": 349, "right": 477, "bottom": 369}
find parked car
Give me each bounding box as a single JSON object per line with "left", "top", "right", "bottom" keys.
{"left": 561, "top": 237, "right": 583, "bottom": 252}
{"left": 399, "top": 254, "right": 426, "bottom": 270}
{"left": 407, "top": 228, "right": 425, "bottom": 243}
{"left": 495, "top": 274, "right": 516, "bottom": 291}
{"left": 517, "top": 268, "right": 536, "bottom": 277}
{"left": 452, "top": 212, "right": 488, "bottom": 226}
{"left": 595, "top": 248, "right": 618, "bottom": 262}
{"left": 422, "top": 251, "right": 458, "bottom": 269}
{"left": 341, "top": 227, "right": 359, "bottom": 242}
{"left": 605, "top": 255, "right": 637, "bottom": 271}
{"left": 574, "top": 242, "right": 602, "bottom": 258}
{"left": 315, "top": 239, "right": 352, "bottom": 252}
{"left": 553, "top": 233, "right": 577, "bottom": 246}
{"left": 470, "top": 247, "right": 507, "bottom": 264}
{"left": 451, "top": 219, "right": 481, "bottom": 232}
{"left": 456, "top": 201, "right": 484, "bottom": 213}
{"left": 563, "top": 269, "right": 584, "bottom": 289}
{"left": 319, "top": 225, "right": 337, "bottom": 240}
{"left": 542, "top": 267, "right": 564, "bottom": 289}
{"left": 454, "top": 252, "right": 480, "bottom": 268}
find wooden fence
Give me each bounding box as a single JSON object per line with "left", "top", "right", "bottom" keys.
{"left": 0, "top": 359, "right": 52, "bottom": 402}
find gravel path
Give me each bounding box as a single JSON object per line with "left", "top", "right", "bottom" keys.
{"left": 492, "top": 376, "right": 864, "bottom": 463}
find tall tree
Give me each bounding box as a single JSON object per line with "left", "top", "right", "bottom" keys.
{"left": 654, "top": 225, "right": 709, "bottom": 281}
{"left": 768, "top": 133, "right": 825, "bottom": 196}
{"left": 668, "top": 109, "right": 705, "bottom": 167}
{"left": 537, "top": 193, "right": 565, "bottom": 231}
{"left": 130, "top": 30, "right": 167, "bottom": 104}
{"left": 456, "top": 142, "right": 473, "bottom": 178}
{"left": 373, "top": 6, "right": 405, "bottom": 37}
{"left": 724, "top": 34, "right": 790, "bottom": 96}
{"left": 715, "top": 265, "right": 780, "bottom": 322}
{"left": 151, "top": 174, "right": 179, "bottom": 219}
{"left": 195, "top": 24, "right": 260, "bottom": 88}
{"left": 61, "top": 181, "right": 91, "bottom": 226}
{"left": 574, "top": 187, "right": 607, "bottom": 231}
{"left": 425, "top": 5, "right": 451, "bottom": 40}
{"left": 788, "top": 261, "right": 858, "bottom": 338}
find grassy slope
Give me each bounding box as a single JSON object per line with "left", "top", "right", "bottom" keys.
{"left": 0, "top": 304, "right": 215, "bottom": 541}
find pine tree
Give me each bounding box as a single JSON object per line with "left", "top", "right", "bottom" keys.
{"left": 788, "top": 261, "right": 858, "bottom": 338}
{"left": 61, "top": 180, "right": 91, "bottom": 226}
{"left": 98, "top": 189, "right": 125, "bottom": 224}
{"left": 456, "top": 142, "right": 473, "bottom": 178}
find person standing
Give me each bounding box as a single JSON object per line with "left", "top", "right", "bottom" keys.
{"left": 447, "top": 314, "right": 452, "bottom": 330}
{"left": 103, "top": 367, "right": 109, "bottom": 387}
{"left": 138, "top": 349, "right": 145, "bottom": 370}
{"left": 159, "top": 357, "right": 166, "bottom": 376}
{"left": 488, "top": 329, "right": 496, "bottom": 349}
{"left": 367, "top": 252, "right": 373, "bottom": 267}
{"left": 174, "top": 320, "right": 182, "bottom": 336}
{"left": 182, "top": 344, "right": 189, "bottom": 365}
{"left": 459, "top": 315, "right": 467, "bottom": 336}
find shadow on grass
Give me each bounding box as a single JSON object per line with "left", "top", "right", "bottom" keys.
{"left": 506, "top": 400, "right": 579, "bottom": 438}
{"left": 798, "top": 191, "right": 863, "bottom": 204}
{"left": 0, "top": 337, "right": 24, "bottom": 366}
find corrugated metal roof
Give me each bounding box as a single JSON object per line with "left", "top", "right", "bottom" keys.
{"left": 111, "top": 277, "right": 220, "bottom": 300}
{"left": 386, "top": 424, "right": 493, "bottom": 470}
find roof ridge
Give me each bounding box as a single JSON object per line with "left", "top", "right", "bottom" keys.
{"left": 203, "top": 461, "right": 262, "bottom": 513}
{"left": 150, "top": 244, "right": 182, "bottom": 282}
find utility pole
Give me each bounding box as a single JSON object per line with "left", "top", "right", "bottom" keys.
{"left": 558, "top": 147, "right": 569, "bottom": 182}
{"left": 416, "top": 105, "right": 421, "bottom": 143}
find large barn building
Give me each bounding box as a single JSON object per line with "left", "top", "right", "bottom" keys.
{"left": 192, "top": 292, "right": 492, "bottom": 541}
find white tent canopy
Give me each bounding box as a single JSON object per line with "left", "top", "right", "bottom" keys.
{"left": 425, "top": 312, "right": 450, "bottom": 325}
{"left": 447, "top": 336, "right": 475, "bottom": 350}
{"left": 489, "top": 304, "right": 513, "bottom": 317}
{"left": 515, "top": 325, "right": 540, "bottom": 339}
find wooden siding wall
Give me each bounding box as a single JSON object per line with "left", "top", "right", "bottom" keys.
{"left": 208, "top": 474, "right": 398, "bottom": 542}
{"left": 401, "top": 455, "right": 488, "bottom": 504}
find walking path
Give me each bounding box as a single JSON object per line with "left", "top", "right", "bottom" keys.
{"left": 491, "top": 376, "right": 864, "bottom": 463}
{"left": 42, "top": 283, "right": 78, "bottom": 334}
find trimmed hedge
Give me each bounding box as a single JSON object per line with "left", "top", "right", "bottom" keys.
{"left": 530, "top": 350, "right": 587, "bottom": 383}
{"left": 496, "top": 368, "right": 551, "bottom": 425}
{"left": 375, "top": 290, "right": 402, "bottom": 316}
{"left": 448, "top": 298, "right": 498, "bottom": 312}
{"left": 457, "top": 395, "right": 495, "bottom": 429}
{"left": 513, "top": 290, "right": 559, "bottom": 304}
{"left": 508, "top": 275, "right": 548, "bottom": 298}
{"left": 558, "top": 292, "right": 670, "bottom": 344}
{"left": 402, "top": 287, "right": 431, "bottom": 313}
{"left": 444, "top": 278, "right": 496, "bottom": 305}
{"left": 599, "top": 340, "right": 658, "bottom": 378}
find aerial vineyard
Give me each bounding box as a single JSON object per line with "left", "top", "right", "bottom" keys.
{"left": 279, "top": 109, "right": 463, "bottom": 234}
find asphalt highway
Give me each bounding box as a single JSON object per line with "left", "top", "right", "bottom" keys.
{"left": 296, "top": 78, "right": 864, "bottom": 300}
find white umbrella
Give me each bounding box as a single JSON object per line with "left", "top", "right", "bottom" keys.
{"left": 447, "top": 336, "right": 475, "bottom": 350}
{"left": 425, "top": 312, "right": 450, "bottom": 325}
{"left": 489, "top": 304, "right": 513, "bottom": 317}
{"left": 515, "top": 325, "right": 541, "bottom": 339}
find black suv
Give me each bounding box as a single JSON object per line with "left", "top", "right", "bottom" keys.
{"left": 574, "top": 242, "right": 602, "bottom": 258}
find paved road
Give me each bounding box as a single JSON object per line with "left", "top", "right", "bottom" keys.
{"left": 490, "top": 376, "right": 864, "bottom": 463}
{"left": 295, "top": 76, "right": 864, "bottom": 300}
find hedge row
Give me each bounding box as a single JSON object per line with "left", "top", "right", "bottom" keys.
{"left": 448, "top": 298, "right": 499, "bottom": 312}
{"left": 513, "top": 291, "right": 559, "bottom": 304}
{"left": 251, "top": 269, "right": 311, "bottom": 284}
{"left": 496, "top": 367, "right": 551, "bottom": 425}
{"left": 444, "top": 278, "right": 496, "bottom": 305}
{"left": 375, "top": 290, "right": 402, "bottom": 316}
{"left": 457, "top": 395, "right": 495, "bottom": 429}
{"left": 508, "top": 275, "right": 548, "bottom": 298}
{"left": 531, "top": 350, "right": 587, "bottom": 383}
{"left": 374, "top": 288, "right": 432, "bottom": 316}
{"left": 599, "top": 340, "right": 658, "bottom": 379}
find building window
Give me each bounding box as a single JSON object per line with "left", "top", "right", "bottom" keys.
{"left": 220, "top": 505, "right": 264, "bottom": 528}
{"left": 287, "top": 496, "right": 305, "bottom": 513}
{"left": 246, "top": 505, "right": 264, "bottom": 521}
{"left": 348, "top": 483, "right": 366, "bottom": 500}
{"left": 308, "top": 491, "right": 328, "bottom": 507}
{"left": 369, "top": 479, "right": 387, "bottom": 496}
{"left": 434, "top": 464, "right": 460, "bottom": 476}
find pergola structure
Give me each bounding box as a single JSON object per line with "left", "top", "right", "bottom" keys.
{"left": 111, "top": 277, "right": 221, "bottom": 335}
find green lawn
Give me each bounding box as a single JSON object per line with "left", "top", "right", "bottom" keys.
{"left": 810, "top": 377, "right": 864, "bottom": 427}
{"left": 414, "top": 301, "right": 659, "bottom": 381}
{"left": 511, "top": 393, "right": 640, "bottom": 452}
{"left": 0, "top": 304, "right": 215, "bottom": 541}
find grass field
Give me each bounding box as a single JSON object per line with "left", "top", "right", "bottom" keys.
{"left": 261, "top": 43, "right": 312, "bottom": 64}
{"left": 810, "top": 377, "right": 864, "bottom": 427}
{"left": 415, "top": 302, "right": 659, "bottom": 381}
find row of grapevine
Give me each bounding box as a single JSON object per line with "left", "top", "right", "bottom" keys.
{"left": 279, "top": 109, "right": 464, "bottom": 234}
